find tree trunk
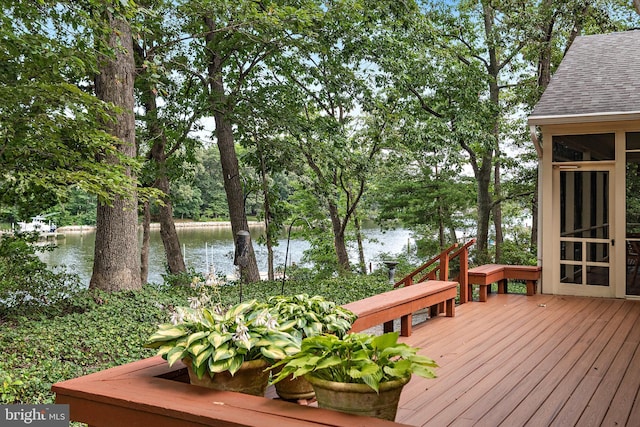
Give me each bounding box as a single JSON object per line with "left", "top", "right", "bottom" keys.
{"left": 483, "top": 2, "right": 502, "bottom": 264}
{"left": 90, "top": 13, "right": 140, "bottom": 292}
{"left": 476, "top": 156, "right": 493, "bottom": 264}
{"left": 354, "top": 213, "right": 366, "bottom": 275}
{"left": 328, "top": 201, "right": 350, "bottom": 273}
{"left": 143, "top": 83, "right": 186, "bottom": 275}
{"left": 493, "top": 157, "right": 503, "bottom": 262}
{"left": 258, "top": 145, "right": 274, "bottom": 281}
{"left": 215, "top": 114, "right": 260, "bottom": 283}
{"left": 141, "top": 201, "right": 150, "bottom": 285}
{"left": 205, "top": 17, "right": 260, "bottom": 283}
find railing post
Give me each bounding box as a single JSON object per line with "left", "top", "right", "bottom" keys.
{"left": 439, "top": 251, "right": 449, "bottom": 281}
{"left": 459, "top": 245, "right": 469, "bottom": 304}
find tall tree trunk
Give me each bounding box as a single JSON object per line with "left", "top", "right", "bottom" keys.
{"left": 90, "top": 12, "right": 141, "bottom": 292}
{"left": 215, "top": 114, "right": 260, "bottom": 283}
{"left": 258, "top": 144, "right": 274, "bottom": 281}
{"left": 205, "top": 17, "right": 260, "bottom": 283}
{"left": 142, "top": 84, "right": 186, "bottom": 275}
{"left": 483, "top": 1, "right": 503, "bottom": 263}
{"left": 328, "top": 201, "right": 350, "bottom": 273}
{"left": 354, "top": 213, "right": 366, "bottom": 275}
{"left": 157, "top": 174, "right": 186, "bottom": 274}
{"left": 140, "top": 201, "right": 151, "bottom": 285}
{"left": 475, "top": 157, "right": 493, "bottom": 264}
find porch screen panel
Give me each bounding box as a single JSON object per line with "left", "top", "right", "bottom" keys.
{"left": 553, "top": 134, "right": 614, "bottom": 162}
{"left": 559, "top": 170, "right": 609, "bottom": 287}
{"left": 626, "top": 132, "right": 640, "bottom": 295}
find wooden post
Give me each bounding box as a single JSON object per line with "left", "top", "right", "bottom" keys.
{"left": 459, "top": 246, "right": 469, "bottom": 304}
{"left": 439, "top": 251, "right": 449, "bottom": 281}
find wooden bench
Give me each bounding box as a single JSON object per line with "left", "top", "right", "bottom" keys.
{"left": 342, "top": 280, "right": 457, "bottom": 337}
{"left": 467, "top": 264, "right": 542, "bottom": 302}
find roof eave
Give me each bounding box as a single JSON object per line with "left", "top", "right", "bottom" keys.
{"left": 528, "top": 111, "right": 640, "bottom": 126}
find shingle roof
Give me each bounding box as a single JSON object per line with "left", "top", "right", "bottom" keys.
{"left": 530, "top": 30, "right": 640, "bottom": 120}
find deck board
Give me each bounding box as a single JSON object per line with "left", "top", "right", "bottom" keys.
{"left": 394, "top": 293, "right": 640, "bottom": 426}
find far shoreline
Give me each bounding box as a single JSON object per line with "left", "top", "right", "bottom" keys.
{"left": 57, "top": 221, "right": 264, "bottom": 234}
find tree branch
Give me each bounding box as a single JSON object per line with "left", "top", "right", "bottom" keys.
{"left": 407, "top": 86, "right": 443, "bottom": 119}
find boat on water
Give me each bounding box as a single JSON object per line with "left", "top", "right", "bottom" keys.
{"left": 17, "top": 215, "right": 58, "bottom": 234}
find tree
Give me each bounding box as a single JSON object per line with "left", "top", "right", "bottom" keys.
{"left": 176, "top": 0, "right": 310, "bottom": 282}
{"left": 0, "top": 1, "right": 140, "bottom": 219}
{"left": 133, "top": 0, "right": 202, "bottom": 278}
{"left": 90, "top": 5, "right": 141, "bottom": 291}
{"left": 264, "top": 0, "right": 402, "bottom": 274}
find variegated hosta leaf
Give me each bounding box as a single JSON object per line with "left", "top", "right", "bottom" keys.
{"left": 227, "top": 300, "right": 255, "bottom": 319}
{"left": 201, "top": 308, "right": 215, "bottom": 327}
{"left": 194, "top": 361, "right": 208, "bottom": 379}
{"left": 156, "top": 344, "right": 175, "bottom": 357}
{"left": 189, "top": 340, "right": 210, "bottom": 356}
{"left": 278, "top": 320, "right": 298, "bottom": 331}
{"left": 212, "top": 345, "right": 236, "bottom": 362}
{"left": 227, "top": 356, "right": 244, "bottom": 375}
{"left": 209, "top": 358, "right": 231, "bottom": 373}
{"left": 186, "top": 331, "right": 209, "bottom": 347}
{"left": 166, "top": 346, "right": 187, "bottom": 367}
{"left": 146, "top": 326, "right": 187, "bottom": 344}
{"left": 209, "top": 332, "right": 231, "bottom": 348}
{"left": 194, "top": 348, "right": 213, "bottom": 368}
{"left": 261, "top": 346, "right": 287, "bottom": 360}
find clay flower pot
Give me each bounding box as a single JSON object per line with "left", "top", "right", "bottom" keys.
{"left": 184, "top": 358, "right": 270, "bottom": 397}
{"left": 306, "top": 374, "right": 410, "bottom": 421}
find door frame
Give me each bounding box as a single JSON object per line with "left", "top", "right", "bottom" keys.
{"left": 552, "top": 162, "right": 616, "bottom": 298}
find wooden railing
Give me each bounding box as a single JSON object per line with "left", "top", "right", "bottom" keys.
{"left": 394, "top": 239, "right": 476, "bottom": 304}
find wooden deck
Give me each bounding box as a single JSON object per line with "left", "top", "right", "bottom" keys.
{"left": 53, "top": 291, "right": 640, "bottom": 426}
{"left": 395, "top": 293, "right": 640, "bottom": 426}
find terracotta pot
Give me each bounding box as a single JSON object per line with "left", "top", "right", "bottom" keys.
{"left": 305, "top": 374, "right": 410, "bottom": 421}
{"left": 183, "top": 358, "right": 270, "bottom": 397}
{"left": 274, "top": 372, "right": 315, "bottom": 401}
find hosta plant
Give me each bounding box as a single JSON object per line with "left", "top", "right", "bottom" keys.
{"left": 266, "top": 294, "right": 356, "bottom": 339}
{"left": 270, "top": 331, "right": 438, "bottom": 392}
{"left": 144, "top": 299, "right": 299, "bottom": 379}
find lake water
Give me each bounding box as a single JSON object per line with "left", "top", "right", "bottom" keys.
{"left": 39, "top": 224, "right": 414, "bottom": 285}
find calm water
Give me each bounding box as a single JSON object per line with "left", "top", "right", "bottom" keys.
{"left": 38, "top": 224, "right": 413, "bottom": 285}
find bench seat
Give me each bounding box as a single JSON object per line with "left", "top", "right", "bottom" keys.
{"left": 467, "top": 264, "right": 541, "bottom": 302}
{"left": 342, "top": 280, "right": 457, "bottom": 337}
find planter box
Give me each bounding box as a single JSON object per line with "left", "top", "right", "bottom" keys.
{"left": 52, "top": 356, "right": 409, "bottom": 427}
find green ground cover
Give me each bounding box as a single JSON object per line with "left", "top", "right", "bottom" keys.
{"left": 0, "top": 275, "right": 391, "bottom": 405}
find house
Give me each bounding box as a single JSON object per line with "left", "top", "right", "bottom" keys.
{"left": 528, "top": 30, "right": 640, "bottom": 299}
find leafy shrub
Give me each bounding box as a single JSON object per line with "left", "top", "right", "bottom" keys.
{"left": 0, "top": 234, "right": 82, "bottom": 318}
{"left": 160, "top": 268, "right": 206, "bottom": 287}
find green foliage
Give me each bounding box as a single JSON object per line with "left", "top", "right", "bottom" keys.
{"left": 0, "top": 274, "right": 392, "bottom": 405}
{"left": 498, "top": 240, "right": 537, "bottom": 266}
{"left": 0, "top": 1, "right": 145, "bottom": 217}
{"left": 160, "top": 268, "right": 205, "bottom": 287}
{"left": 145, "top": 299, "right": 301, "bottom": 377}
{"left": 0, "top": 235, "right": 82, "bottom": 317}
{"left": 0, "top": 284, "right": 198, "bottom": 404}
{"left": 266, "top": 294, "right": 356, "bottom": 339}
{"left": 0, "top": 369, "right": 24, "bottom": 404}
{"left": 270, "top": 332, "right": 438, "bottom": 393}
